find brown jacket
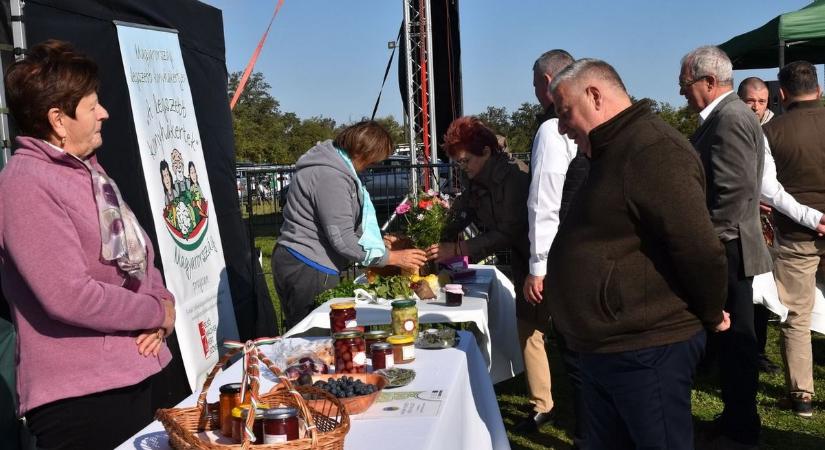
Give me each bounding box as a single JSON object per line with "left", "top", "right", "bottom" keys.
{"left": 443, "top": 152, "right": 536, "bottom": 320}
{"left": 762, "top": 99, "right": 825, "bottom": 241}
{"left": 546, "top": 100, "right": 728, "bottom": 353}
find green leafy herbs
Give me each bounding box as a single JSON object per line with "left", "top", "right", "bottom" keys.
{"left": 315, "top": 275, "right": 412, "bottom": 305}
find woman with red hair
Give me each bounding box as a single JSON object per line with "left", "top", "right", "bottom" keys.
{"left": 427, "top": 115, "right": 530, "bottom": 290}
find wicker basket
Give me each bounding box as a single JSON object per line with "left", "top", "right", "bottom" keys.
{"left": 156, "top": 339, "right": 350, "bottom": 450}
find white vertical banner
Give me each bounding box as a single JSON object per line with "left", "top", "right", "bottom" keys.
{"left": 115, "top": 23, "right": 239, "bottom": 391}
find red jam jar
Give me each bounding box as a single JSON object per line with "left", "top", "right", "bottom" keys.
{"left": 329, "top": 301, "right": 357, "bottom": 335}
{"left": 370, "top": 342, "right": 394, "bottom": 371}
{"left": 444, "top": 284, "right": 464, "bottom": 307}
{"left": 262, "top": 407, "right": 300, "bottom": 443}
{"left": 333, "top": 329, "right": 366, "bottom": 373}
{"left": 364, "top": 330, "right": 390, "bottom": 358}
{"left": 218, "top": 383, "right": 242, "bottom": 436}
{"left": 232, "top": 404, "right": 268, "bottom": 443}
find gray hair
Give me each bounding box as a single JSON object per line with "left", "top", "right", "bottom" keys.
{"left": 549, "top": 58, "right": 627, "bottom": 94}
{"left": 681, "top": 46, "right": 733, "bottom": 86}
{"left": 533, "top": 49, "right": 575, "bottom": 78}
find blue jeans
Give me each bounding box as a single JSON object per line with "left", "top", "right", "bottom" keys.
{"left": 568, "top": 330, "right": 706, "bottom": 450}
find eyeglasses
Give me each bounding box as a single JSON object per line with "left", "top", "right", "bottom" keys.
{"left": 678, "top": 76, "right": 708, "bottom": 89}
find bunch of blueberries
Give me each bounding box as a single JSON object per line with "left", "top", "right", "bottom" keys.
{"left": 313, "top": 376, "right": 377, "bottom": 398}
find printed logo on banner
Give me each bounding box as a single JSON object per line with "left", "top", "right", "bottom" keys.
{"left": 160, "top": 148, "right": 210, "bottom": 250}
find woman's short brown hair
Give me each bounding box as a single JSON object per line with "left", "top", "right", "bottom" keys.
{"left": 4, "top": 39, "right": 100, "bottom": 140}
{"left": 333, "top": 120, "right": 393, "bottom": 165}
{"left": 442, "top": 116, "right": 501, "bottom": 158}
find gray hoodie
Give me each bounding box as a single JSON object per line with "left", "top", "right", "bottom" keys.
{"left": 277, "top": 140, "right": 390, "bottom": 272}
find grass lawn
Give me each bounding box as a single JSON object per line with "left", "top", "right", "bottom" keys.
{"left": 257, "top": 234, "right": 824, "bottom": 449}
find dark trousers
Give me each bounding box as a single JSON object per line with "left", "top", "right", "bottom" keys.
{"left": 24, "top": 371, "right": 159, "bottom": 450}
{"left": 568, "top": 331, "right": 706, "bottom": 450}
{"left": 718, "top": 239, "right": 760, "bottom": 444}
{"left": 272, "top": 245, "right": 339, "bottom": 330}
{"left": 754, "top": 304, "right": 770, "bottom": 356}
{"left": 557, "top": 333, "right": 588, "bottom": 450}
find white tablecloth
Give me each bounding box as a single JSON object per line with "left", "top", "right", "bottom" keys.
{"left": 285, "top": 265, "right": 524, "bottom": 384}
{"left": 116, "top": 331, "right": 510, "bottom": 450}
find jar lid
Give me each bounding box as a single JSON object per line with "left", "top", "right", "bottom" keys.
{"left": 241, "top": 406, "right": 269, "bottom": 419}
{"left": 387, "top": 334, "right": 415, "bottom": 345}
{"left": 233, "top": 403, "right": 269, "bottom": 418}
{"left": 333, "top": 329, "right": 363, "bottom": 339}
{"left": 371, "top": 342, "right": 393, "bottom": 351}
{"left": 263, "top": 407, "right": 299, "bottom": 420}
{"left": 219, "top": 383, "right": 242, "bottom": 394}
{"left": 330, "top": 301, "right": 356, "bottom": 310}
{"left": 444, "top": 284, "right": 463, "bottom": 291}
{"left": 391, "top": 299, "right": 416, "bottom": 308}
{"left": 364, "top": 330, "right": 390, "bottom": 339}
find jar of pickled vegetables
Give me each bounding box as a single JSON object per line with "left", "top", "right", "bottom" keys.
{"left": 333, "top": 329, "right": 366, "bottom": 373}
{"left": 390, "top": 299, "right": 418, "bottom": 338}
{"left": 387, "top": 334, "right": 415, "bottom": 364}
{"left": 329, "top": 301, "right": 357, "bottom": 335}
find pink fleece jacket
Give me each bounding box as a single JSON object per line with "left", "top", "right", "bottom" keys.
{"left": 0, "top": 137, "right": 174, "bottom": 415}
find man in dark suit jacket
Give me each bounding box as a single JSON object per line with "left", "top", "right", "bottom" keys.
{"left": 680, "top": 45, "right": 772, "bottom": 449}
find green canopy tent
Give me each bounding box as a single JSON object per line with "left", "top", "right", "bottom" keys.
{"left": 719, "top": 0, "right": 825, "bottom": 69}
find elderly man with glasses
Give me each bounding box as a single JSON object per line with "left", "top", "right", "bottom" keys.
{"left": 680, "top": 45, "right": 772, "bottom": 450}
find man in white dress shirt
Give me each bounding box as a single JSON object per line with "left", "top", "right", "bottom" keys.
{"left": 513, "top": 49, "right": 579, "bottom": 434}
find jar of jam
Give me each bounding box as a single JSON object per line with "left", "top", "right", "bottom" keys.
{"left": 329, "top": 301, "right": 357, "bottom": 335}
{"left": 262, "top": 407, "right": 300, "bottom": 443}
{"left": 364, "top": 330, "right": 390, "bottom": 358}
{"left": 370, "top": 342, "right": 394, "bottom": 371}
{"left": 218, "top": 383, "right": 242, "bottom": 436}
{"left": 333, "top": 329, "right": 366, "bottom": 373}
{"left": 391, "top": 299, "right": 418, "bottom": 338}
{"left": 387, "top": 334, "right": 415, "bottom": 364}
{"left": 231, "top": 403, "right": 268, "bottom": 443}
{"left": 444, "top": 284, "right": 464, "bottom": 307}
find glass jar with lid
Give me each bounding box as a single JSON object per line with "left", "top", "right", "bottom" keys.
{"left": 370, "top": 342, "right": 394, "bottom": 370}
{"left": 262, "top": 407, "right": 300, "bottom": 443}
{"left": 333, "top": 329, "right": 367, "bottom": 373}
{"left": 387, "top": 334, "right": 416, "bottom": 364}
{"left": 218, "top": 383, "right": 242, "bottom": 436}
{"left": 329, "top": 301, "right": 357, "bottom": 335}
{"left": 231, "top": 403, "right": 269, "bottom": 443}
{"left": 390, "top": 299, "right": 418, "bottom": 338}
{"left": 363, "top": 329, "right": 390, "bottom": 358}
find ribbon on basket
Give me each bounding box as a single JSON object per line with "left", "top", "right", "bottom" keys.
{"left": 224, "top": 337, "right": 279, "bottom": 443}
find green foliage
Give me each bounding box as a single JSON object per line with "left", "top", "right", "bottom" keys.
{"left": 314, "top": 275, "right": 412, "bottom": 305}
{"left": 649, "top": 99, "right": 699, "bottom": 138}
{"left": 476, "top": 103, "right": 545, "bottom": 154}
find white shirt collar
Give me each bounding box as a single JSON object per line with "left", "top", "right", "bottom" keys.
{"left": 698, "top": 90, "right": 734, "bottom": 124}
{"left": 41, "top": 139, "right": 64, "bottom": 153}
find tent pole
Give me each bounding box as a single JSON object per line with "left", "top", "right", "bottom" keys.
{"left": 778, "top": 40, "right": 785, "bottom": 114}
{"left": 0, "top": 0, "right": 26, "bottom": 169}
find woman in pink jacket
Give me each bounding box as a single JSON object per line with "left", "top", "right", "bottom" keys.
{"left": 0, "top": 40, "right": 176, "bottom": 449}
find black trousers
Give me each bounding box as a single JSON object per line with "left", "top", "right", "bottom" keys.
{"left": 24, "top": 369, "right": 161, "bottom": 450}
{"left": 568, "top": 331, "right": 706, "bottom": 450}
{"left": 718, "top": 239, "right": 761, "bottom": 445}
{"left": 754, "top": 303, "right": 770, "bottom": 356}
{"left": 272, "top": 245, "right": 339, "bottom": 330}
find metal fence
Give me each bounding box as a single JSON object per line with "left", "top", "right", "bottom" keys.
{"left": 240, "top": 153, "right": 531, "bottom": 279}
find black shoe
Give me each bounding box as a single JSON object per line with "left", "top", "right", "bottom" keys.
{"left": 513, "top": 409, "right": 556, "bottom": 433}
{"left": 779, "top": 395, "right": 813, "bottom": 418}
{"left": 757, "top": 354, "right": 781, "bottom": 374}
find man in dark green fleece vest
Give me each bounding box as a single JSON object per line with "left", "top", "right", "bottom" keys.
{"left": 545, "top": 58, "right": 730, "bottom": 450}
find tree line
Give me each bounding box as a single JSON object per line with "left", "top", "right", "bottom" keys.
{"left": 230, "top": 71, "right": 699, "bottom": 164}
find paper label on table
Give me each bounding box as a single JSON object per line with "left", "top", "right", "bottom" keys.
{"left": 357, "top": 390, "right": 445, "bottom": 419}
{"left": 264, "top": 433, "right": 287, "bottom": 444}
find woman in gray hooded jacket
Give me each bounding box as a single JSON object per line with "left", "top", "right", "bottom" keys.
{"left": 273, "top": 121, "right": 427, "bottom": 329}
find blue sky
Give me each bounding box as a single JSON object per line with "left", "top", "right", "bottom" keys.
{"left": 201, "top": 0, "right": 819, "bottom": 125}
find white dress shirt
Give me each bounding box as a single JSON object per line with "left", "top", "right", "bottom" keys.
{"left": 761, "top": 136, "right": 823, "bottom": 230}
{"left": 527, "top": 117, "right": 578, "bottom": 277}
{"left": 698, "top": 90, "right": 734, "bottom": 124}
